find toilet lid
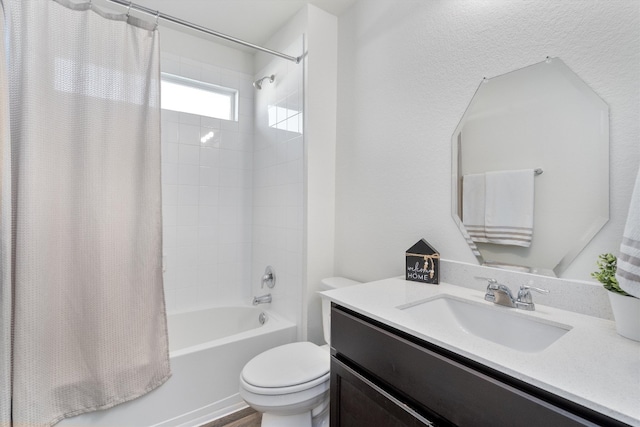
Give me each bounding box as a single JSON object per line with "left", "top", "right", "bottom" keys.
{"left": 242, "top": 342, "right": 329, "bottom": 388}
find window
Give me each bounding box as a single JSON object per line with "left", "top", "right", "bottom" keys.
{"left": 268, "top": 105, "right": 303, "bottom": 133}
{"left": 161, "top": 73, "right": 237, "bottom": 121}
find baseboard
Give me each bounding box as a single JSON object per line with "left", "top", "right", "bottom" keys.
{"left": 151, "top": 394, "right": 248, "bottom": 427}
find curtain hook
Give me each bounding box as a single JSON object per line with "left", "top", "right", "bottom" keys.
{"left": 126, "top": 2, "right": 132, "bottom": 18}
{"left": 154, "top": 10, "right": 160, "bottom": 30}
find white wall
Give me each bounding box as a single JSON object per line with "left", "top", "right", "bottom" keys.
{"left": 159, "top": 26, "right": 254, "bottom": 74}
{"left": 304, "top": 6, "right": 338, "bottom": 344}
{"left": 335, "top": 0, "right": 640, "bottom": 283}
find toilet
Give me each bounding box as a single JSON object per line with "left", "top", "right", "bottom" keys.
{"left": 239, "top": 277, "right": 361, "bottom": 427}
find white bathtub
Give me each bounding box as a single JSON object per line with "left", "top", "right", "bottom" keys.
{"left": 60, "top": 306, "right": 296, "bottom": 427}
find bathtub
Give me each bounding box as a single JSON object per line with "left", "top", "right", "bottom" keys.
{"left": 60, "top": 306, "right": 296, "bottom": 427}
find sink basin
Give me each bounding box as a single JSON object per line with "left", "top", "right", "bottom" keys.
{"left": 398, "top": 295, "right": 571, "bottom": 353}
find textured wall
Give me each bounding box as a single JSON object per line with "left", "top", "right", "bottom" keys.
{"left": 335, "top": 0, "right": 640, "bottom": 282}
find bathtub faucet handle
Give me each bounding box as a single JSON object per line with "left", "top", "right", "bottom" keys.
{"left": 261, "top": 265, "right": 276, "bottom": 289}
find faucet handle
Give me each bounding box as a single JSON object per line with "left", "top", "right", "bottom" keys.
{"left": 479, "top": 278, "right": 499, "bottom": 302}
{"left": 261, "top": 265, "right": 276, "bottom": 289}
{"left": 518, "top": 284, "right": 549, "bottom": 300}
{"left": 516, "top": 284, "right": 549, "bottom": 310}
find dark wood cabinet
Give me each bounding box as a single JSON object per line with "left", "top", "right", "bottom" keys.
{"left": 331, "top": 357, "right": 439, "bottom": 427}
{"left": 330, "top": 304, "right": 629, "bottom": 427}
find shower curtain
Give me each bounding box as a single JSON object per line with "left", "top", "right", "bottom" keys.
{"left": 0, "top": 1, "right": 171, "bottom": 426}
{"left": 0, "top": 1, "right": 11, "bottom": 425}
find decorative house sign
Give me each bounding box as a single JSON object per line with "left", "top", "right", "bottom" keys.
{"left": 406, "top": 239, "right": 440, "bottom": 284}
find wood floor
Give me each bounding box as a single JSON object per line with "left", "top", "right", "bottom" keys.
{"left": 201, "top": 407, "right": 262, "bottom": 427}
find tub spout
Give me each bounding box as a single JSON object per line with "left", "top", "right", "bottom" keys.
{"left": 252, "top": 294, "right": 272, "bottom": 305}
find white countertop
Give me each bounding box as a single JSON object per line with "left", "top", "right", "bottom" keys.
{"left": 321, "top": 278, "right": 640, "bottom": 426}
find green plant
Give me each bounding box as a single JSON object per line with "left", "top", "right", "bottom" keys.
{"left": 591, "top": 253, "right": 632, "bottom": 296}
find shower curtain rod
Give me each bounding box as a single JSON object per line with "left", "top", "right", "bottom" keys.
{"left": 103, "top": 0, "right": 302, "bottom": 64}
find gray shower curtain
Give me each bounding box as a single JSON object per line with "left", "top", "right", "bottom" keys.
{"left": 0, "top": 1, "right": 171, "bottom": 426}
{"left": 0, "top": 1, "right": 12, "bottom": 425}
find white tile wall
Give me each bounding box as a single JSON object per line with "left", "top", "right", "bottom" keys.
{"left": 252, "top": 37, "right": 305, "bottom": 325}
{"left": 160, "top": 38, "right": 305, "bottom": 320}
{"left": 161, "top": 52, "right": 255, "bottom": 313}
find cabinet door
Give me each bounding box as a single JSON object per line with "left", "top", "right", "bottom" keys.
{"left": 331, "top": 357, "right": 443, "bottom": 427}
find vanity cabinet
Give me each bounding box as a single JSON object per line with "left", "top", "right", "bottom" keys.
{"left": 330, "top": 304, "right": 627, "bottom": 427}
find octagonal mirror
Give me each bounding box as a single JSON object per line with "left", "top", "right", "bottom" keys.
{"left": 452, "top": 57, "right": 609, "bottom": 276}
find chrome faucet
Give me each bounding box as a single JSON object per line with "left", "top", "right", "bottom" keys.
{"left": 482, "top": 278, "right": 549, "bottom": 311}
{"left": 515, "top": 284, "right": 550, "bottom": 311}
{"left": 252, "top": 293, "right": 272, "bottom": 305}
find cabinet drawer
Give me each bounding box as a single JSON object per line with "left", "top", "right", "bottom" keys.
{"left": 331, "top": 357, "right": 440, "bottom": 427}
{"left": 331, "top": 306, "right": 609, "bottom": 427}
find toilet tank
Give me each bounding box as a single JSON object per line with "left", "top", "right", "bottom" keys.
{"left": 319, "top": 277, "right": 361, "bottom": 345}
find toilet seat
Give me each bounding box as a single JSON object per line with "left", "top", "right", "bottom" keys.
{"left": 241, "top": 371, "right": 330, "bottom": 395}
{"left": 240, "top": 342, "right": 329, "bottom": 395}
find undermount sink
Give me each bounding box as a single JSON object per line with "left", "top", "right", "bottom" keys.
{"left": 398, "top": 295, "right": 572, "bottom": 353}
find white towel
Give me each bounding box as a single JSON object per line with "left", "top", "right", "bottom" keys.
{"left": 616, "top": 167, "right": 640, "bottom": 298}
{"left": 462, "top": 173, "right": 488, "bottom": 243}
{"left": 484, "top": 169, "right": 534, "bottom": 247}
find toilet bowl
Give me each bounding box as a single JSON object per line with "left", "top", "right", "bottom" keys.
{"left": 239, "top": 342, "right": 330, "bottom": 427}
{"left": 239, "top": 277, "right": 360, "bottom": 427}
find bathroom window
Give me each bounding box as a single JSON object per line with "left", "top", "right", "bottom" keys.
{"left": 161, "top": 73, "right": 237, "bottom": 121}
{"left": 268, "top": 105, "right": 303, "bottom": 133}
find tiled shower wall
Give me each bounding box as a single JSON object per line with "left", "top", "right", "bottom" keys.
{"left": 160, "top": 53, "right": 255, "bottom": 313}
{"left": 251, "top": 38, "right": 305, "bottom": 325}
{"left": 158, "top": 36, "right": 305, "bottom": 322}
